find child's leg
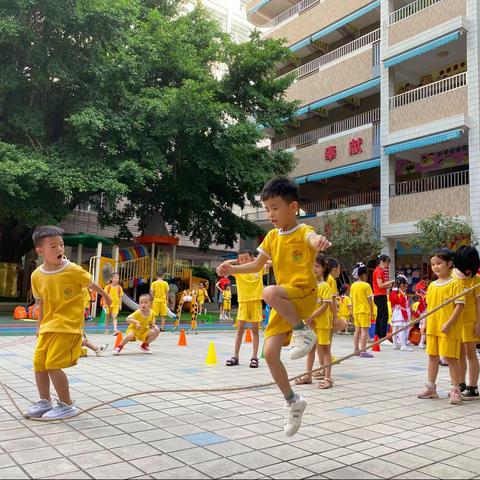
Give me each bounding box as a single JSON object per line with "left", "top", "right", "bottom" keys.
{"left": 263, "top": 286, "right": 302, "bottom": 327}
{"left": 459, "top": 343, "right": 467, "bottom": 384}
{"left": 465, "top": 342, "right": 479, "bottom": 386}
{"left": 160, "top": 316, "right": 166, "bottom": 330}
{"left": 264, "top": 334, "right": 296, "bottom": 399}
{"left": 318, "top": 345, "right": 332, "bottom": 380}
{"left": 105, "top": 312, "right": 110, "bottom": 333}
{"left": 427, "top": 355, "right": 440, "bottom": 385}
{"left": 146, "top": 326, "right": 160, "bottom": 344}
{"left": 360, "top": 327, "right": 369, "bottom": 351}
{"left": 48, "top": 369, "right": 72, "bottom": 405}
{"left": 120, "top": 332, "right": 135, "bottom": 347}
{"left": 35, "top": 371, "right": 51, "bottom": 401}
{"left": 85, "top": 340, "right": 99, "bottom": 352}
{"left": 112, "top": 313, "right": 118, "bottom": 333}
{"left": 234, "top": 321, "right": 245, "bottom": 359}
{"left": 446, "top": 357, "right": 461, "bottom": 386}
{"left": 353, "top": 327, "right": 360, "bottom": 352}
{"left": 251, "top": 322, "right": 260, "bottom": 359}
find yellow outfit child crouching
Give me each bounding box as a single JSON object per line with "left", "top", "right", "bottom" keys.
{"left": 126, "top": 309, "right": 156, "bottom": 343}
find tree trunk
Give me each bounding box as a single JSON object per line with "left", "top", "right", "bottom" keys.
{"left": 0, "top": 220, "right": 33, "bottom": 263}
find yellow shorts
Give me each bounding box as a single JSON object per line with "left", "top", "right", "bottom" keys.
{"left": 105, "top": 306, "right": 119, "bottom": 316}
{"left": 315, "top": 328, "right": 331, "bottom": 346}
{"left": 152, "top": 300, "right": 167, "bottom": 317}
{"left": 223, "top": 300, "right": 231, "bottom": 310}
{"left": 126, "top": 326, "right": 152, "bottom": 343}
{"left": 33, "top": 332, "right": 82, "bottom": 372}
{"left": 265, "top": 286, "right": 317, "bottom": 346}
{"left": 237, "top": 301, "right": 263, "bottom": 323}
{"left": 462, "top": 322, "right": 480, "bottom": 344}
{"left": 354, "top": 313, "right": 371, "bottom": 328}
{"left": 426, "top": 335, "right": 461, "bottom": 359}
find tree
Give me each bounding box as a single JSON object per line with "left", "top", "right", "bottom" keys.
{"left": 409, "top": 214, "right": 477, "bottom": 254}
{"left": 323, "top": 207, "right": 383, "bottom": 273}
{"left": 0, "top": 0, "right": 297, "bottom": 262}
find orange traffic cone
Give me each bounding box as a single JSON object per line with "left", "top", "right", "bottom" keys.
{"left": 244, "top": 328, "right": 252, "bottom": 343}
{"left": 114, "top": 332, "right": 123, "bottom": 349}
{"left": 372, "top": 334, "right": 381, "bottom": 352}
{"left": 178, "top": 328, "right": 187, "bottom": 346}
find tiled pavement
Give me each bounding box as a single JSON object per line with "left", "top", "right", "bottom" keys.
{"left": 1, "top": 332, "right": 480, "bottom": 479}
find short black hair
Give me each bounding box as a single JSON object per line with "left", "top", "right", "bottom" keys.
{"left": 32, "top": 225, "right": 64, "bottom": 247}
{"left": 156, "top": 271, "right": 164, "bottom": 277}
{"left": 139, "top": 293, "right": 153, "bottom": 302}
{"left": 354, "top": 262, "right": 368, "bottom": 278}
{"left": 395, "top": 275, "right": 408, "bottom": 288}
{"left": 430, "top": 247, "right": 454, "bottom": 262}
{"left": 327, "top": 257, "right": 340, "bottom": 270}
{"left": 238, "top": 248, "right": 254, "bottom": 257}
{"left": 454, "top": 245, "right": 480, "bottom": 277}
{"left": 339, "top": 285, "right": 347, "bottom": 296}
{"left": 260, "top": 175, "right": 299, "bottom": 203}
{"left": 315, "top": 253, "right": 331, "bottom": 278}
{"left": 377, "top": 254, "right": 391, "bottom": 264}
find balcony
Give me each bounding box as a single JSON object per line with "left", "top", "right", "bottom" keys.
{"left": 263, "top": 0, "right": 378, "bottom": 52}
{"left": 388, "top": 0, "right": 466, "bottom": 47}
{"left": 389, "top": 72, "right": 467, "bottom": 133}
{"left": 246, "top": 0, "right": 299, "bottom": 26}
{"left": 389, "top": 170, "right": 469, "bottom": 223}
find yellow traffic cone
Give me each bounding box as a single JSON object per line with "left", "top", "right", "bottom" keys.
{"left": 205, "top": 341, "right": 217, "bottom": 366}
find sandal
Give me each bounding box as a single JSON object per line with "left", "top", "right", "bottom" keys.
{"left": 319, "top": 377, "right": 333, "bottom": 389}
{"left": 226, "top": 356, "right": 239, "bottom": 366}
{"left": 294, "top": 374, "right": 312, "bottom": 385}
{"left": 313, "top": 369, "right": 325, "bottom": 379}
{"left": 249, "top": 357, "right": 259, "bottom": 368}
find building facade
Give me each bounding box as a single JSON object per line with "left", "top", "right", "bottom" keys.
{"left": 246, "top": 0, "right": 477, "bottom": 272}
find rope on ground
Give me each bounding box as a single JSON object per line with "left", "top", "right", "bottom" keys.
{"left": 1, "top": 281, "right": 478, "bottom": 422}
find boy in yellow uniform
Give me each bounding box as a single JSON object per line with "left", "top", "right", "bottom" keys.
{"left": 196, "top": 282, "right": 210, "bottom": 316}
{"left": 350, "top": 263, "right": 375, "bottom": 358}
{"left": 222, "top": 285, "right": 232, "bottom": 321}
{"left": 25, "top": 226, "right": 111, "bottom": 420}
{"left": 114, "top": 294, "right": 160, "bottom": 354}
{"left": 150, "top": 271, "right": 169, "bottom": 331}
{"left": 217, "top": 175, "right": 331, "bottom": 437}
{"left": 337, "top": 286, "right": 353, "bottom": 334}
{"left": 104, "top": 273, "right": 123, "bottom": 335}
{"left": 225, "top": 249, "right": 269, "bottom": 368}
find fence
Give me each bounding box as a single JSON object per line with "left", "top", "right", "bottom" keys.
{"left": 264, "top": 0, "right": 320, "bottom": 29}
{"left": 389, "top": 0, "right": 444, "bottom": 25}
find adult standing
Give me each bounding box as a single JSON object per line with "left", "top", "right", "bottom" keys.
{"left": 373, "top": 255, "right": 395, "bottom": 339}
{"left": 215, "top": 275, "right": 231, "bottom": 321}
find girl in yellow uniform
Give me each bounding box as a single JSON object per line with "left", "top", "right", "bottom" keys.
{"left": 418, "top": 248, "right": 465, "bottom": 404}
{"left": 299, "top": 254, "right": 334, "bottom": 388}
{"left": 337, "top": 285, "right": 353, "bottom": 334}
{"left": 453, "top": 246, "right": 480, "bottom": 400}
{"left": 222, "top": 286, "right": 232, "bottom": 321}
{"left": 104, "top": 273, "right": 123, "bottom": 335}
{"left": 350, "top": 263, "right": 375, "bottom": 358}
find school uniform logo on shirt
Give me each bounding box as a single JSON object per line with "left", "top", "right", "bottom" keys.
{"left": 291, "top": 249, "right": 303, "bottom": 263}
{"left": 64, "top": 288, "right": 73, "bottom": 299}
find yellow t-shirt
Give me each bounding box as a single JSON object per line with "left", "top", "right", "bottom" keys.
{"left": 315, "top": 281, "right": 333, "bottom": 329}
{"left": 151, "top": 279, "right": 169, "bottom": 303}
{"left": 31, "top": 260, "right": 92, "bottom": 335}
{"left": 223, "top": 290, "right": 232, "bottom": 301}
{"left": 258, "top": 223, "right": 317, "bottom": 293}
{"left": 234, "top": 272, "right": 264, "bottom": 303}
{"left": 127, "top": 309, "right": 155, "bottom": 335}
{"left": 426, "top": 277, "right": 465, "bottom": 339}
{"left": 453, "top": 270, "right": 480, "bottom": 324}
{"left": 105, "top": 284, "right": 123, "bottom": 308}
{"left": 326, "top": 275, "right": 338, "bottom": 297}
{"left": 83, "top": 288, "right": 91, "bottom": 309}
{"left": 197, "top": 288, "right": 208, "bottom": 303}
{"left": 350, "top": 280, "right": 374, "bottom": 316}
{"left": 338, "top": 295, "right": 352, "bottom": 319}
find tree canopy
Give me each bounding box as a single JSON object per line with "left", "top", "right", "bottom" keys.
{"left": 0, "top": 0, "right": 297, "bottom": 262}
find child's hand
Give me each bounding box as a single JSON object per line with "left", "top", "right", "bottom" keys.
{"left": 134, "top": 320, "right": 141, "bottom": 329}
{"left": 310, "top": 234, "right": 332, "bottom": 251}
{"left": 441, "top": 322, "right": 451, "bottom": 334}
{"left": 104, "top": 295, "right": 112, "bottom": 308}
{"left": 474, "top": 322, "right": 480, "bottom": 337}
{"left": 305, "top": 317, "right": 314, "bottom": 328}
{"left": 216, "top": 262, "right": 233, "bottom": 277}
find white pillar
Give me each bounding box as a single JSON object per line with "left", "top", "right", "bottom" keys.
{"left": 76, "top": 244, "right": 83, "bottom": 265}
{"left": 91, "top": 242, "right": 103, "bottom": 318}
{"left": 150, "top": 242, "right": 156, "bottom": 285}
{"left": 113, "top": 245, "right": 119, "bottom": 272}
{"left": 172, "top": 243, "right": 177, "bottom": 277}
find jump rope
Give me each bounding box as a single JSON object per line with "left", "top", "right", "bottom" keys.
{"left": 1, "top": 282, "right": 479, "bottom": 422}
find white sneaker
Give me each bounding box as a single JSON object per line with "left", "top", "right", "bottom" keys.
{"left": 95, "top": 342, "right": 109, "bottom": 356}
{"left": 290, "top": 328, "right": 316, "bottom": 360}
{"left": 420, "top": 344, "right": 426, "bottom": 349}
{"left": 400, "top": 345, "right": 414, "bottom": 352}
{"left": 24, "top": 399, "right": 53, "bottom": 418}
{"left": 42, "top": 401, "right": 77, "bottom": 419}
{"left": 284, "top": 396, "right": 307, "bottom": 437}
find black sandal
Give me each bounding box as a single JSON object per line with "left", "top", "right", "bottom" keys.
{"left": 226, "top": 356, "right": 239, "bottom": 366}
{"left": 249, "top": 357, "right": 259, "bottom": 368}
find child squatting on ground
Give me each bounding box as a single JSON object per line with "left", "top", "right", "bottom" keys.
{"left": 217, "top": 175, "right": 331, "bottom": 437}
{"left": 25, "top": 226, "right": 112, "bottom": 420}
{"left": 114, "top": 294, "right": 160, "bottom": 355}
{"left": 418, "top": 248, "right": 465, "bottom": 405}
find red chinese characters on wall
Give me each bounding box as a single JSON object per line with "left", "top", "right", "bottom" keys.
{"left": 324, "top": 137, "right": 364, "bottom": 162}
{"left": 324, "top": 145, "right": 337, "bottom": 161}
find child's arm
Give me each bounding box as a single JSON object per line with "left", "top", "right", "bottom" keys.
{"left": 441, "top": 304, "right": 464, "bottom": 334}
{"left": 90, "top": 283, "right": 112, "bottom": 307}
{"left": 308, "top": 234, "right": 332, "bottom": 251}
{"left": 205, "top": 289, "right": 211, "bottom": 302}
{"left": 35, "top": 298, "right": 44, "bottom": 337}
{"left": 476, "top": 296, "right": 480, "bottom": 337}
{"left": 217, "top": 254, "right": 268, "bottom": 277}
{"left": 126, "top": 314, "right": 141, "bottom": 329}
{"left": 368, "top": 296, "right": 374, "bottom": 319}
{"left": 306, "top": 303, "right": 328, "bottom": 328}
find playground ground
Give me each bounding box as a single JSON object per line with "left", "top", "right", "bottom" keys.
{"left": 1, "top": 332, "right": 480, "bottom": 479}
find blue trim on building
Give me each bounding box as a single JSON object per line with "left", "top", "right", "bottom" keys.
{"left": 248, "top": 0, "right": 271, "bottom": 15}
{"left": 384, "top": 129, "right": 463, "bottom": 155}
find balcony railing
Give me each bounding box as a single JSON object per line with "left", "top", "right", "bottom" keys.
{"left": 272, "top": 108, "right": 380, "bottom": 151}
{"left": 389, "top": 72, "right": 466, "bottom": 109}
{"left": 264, "top": 0, "right": 320, "bottom": 29}
{"left": 281, "top": 29, "right": 381, "bottom": 81}
{"left": 390, "top": 170, "right": 469, "bottom": 197}
{"left": 389, "top": 0, "right": 444, "bottom": 25}
{"left": 245, "top": 191, "right": 380, "bottom": 221}
{"left": 372, "top": 41, "right": 380, "bottom": 67}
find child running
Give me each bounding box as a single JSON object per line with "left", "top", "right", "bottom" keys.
{"left": 453, "top": 246, "right": 480, "bottom": 400}
{"left": 222, "top": 285, "right": 232, "bottom": 321}
{"left": 104, "top": 273, "right": 123, "bottom": 335}
{"left": 390, "top": 275, "right": 414, "bottom": 351}
{"left": 25, "top": 226, "right": 111, "bottom": 419}
{"left": 417, "top": 248, "right": 465, "bottom": 404}
{"left": 217, "top": 175, "right": 331, "bottom": 436}
{"left": 114, "top": 294, "right": 160, "bottom": 355}
{"left": 297, "top": 254, "right": 334, "bottom": 389}
{"left": 81, "top": 334, "right": 109, "bottom": 357}
{"left": 350, "top": 263, "right": 375, "bottom": 358}
{"left": 225, "top": 249, "right": 268, "bottom": 368}
{"left": 197, "top": 282, "right": 211, "bottom": 316}
{"left": 150, "top": 271, "right": 169, "bottom": 332}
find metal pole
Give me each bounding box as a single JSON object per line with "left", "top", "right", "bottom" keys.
{"left": 150, "top": 242, "right": 155, "bottom": 285}
{"left": 91, "top": 242, "right": 103, "bottom": 318}
{"left": 77, "top": 244, "right": 83, "bottom": 265}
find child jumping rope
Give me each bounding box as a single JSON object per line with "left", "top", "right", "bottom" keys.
{"left": 350, "top": 263, "right": 375, "bottom": 358}
{"left": 217, "top": 175, "right": 331, "bottom": 436}
{"left": 390, "top": 275, "right": 414, "bottom": 352}
{"left": 453, "top": 246, "right": 480, "bottom": 400}
{"left": 417, "top": 248, "right": 465, "bottom": 404}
